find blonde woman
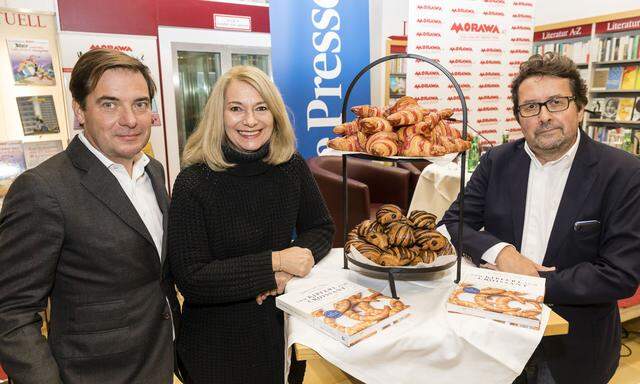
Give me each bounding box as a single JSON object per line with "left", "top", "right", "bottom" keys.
{"left": 168, "top": 66, "right": 334, "bottom": 383}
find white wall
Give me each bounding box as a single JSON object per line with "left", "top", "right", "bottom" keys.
{"left": 0, "top": 0, "right": 55, "bottom": 13}
{"left": 535, "top": 0, "right": 639, "bottom": 26}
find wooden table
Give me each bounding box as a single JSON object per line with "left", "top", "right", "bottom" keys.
{"left": 295, "top": 309, "right": 568, "bottom": 361}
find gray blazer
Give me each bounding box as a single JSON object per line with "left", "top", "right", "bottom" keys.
{"left": 0, "top": 136, "right": 180, "bottom": 383}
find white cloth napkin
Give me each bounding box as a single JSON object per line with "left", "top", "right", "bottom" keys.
{"left": 284, "top": 249, "right": 549, "bottom": 384}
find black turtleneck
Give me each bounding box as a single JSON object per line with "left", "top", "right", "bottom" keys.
{"left": 167, "top": 144, "right": 334, "bottom": 383}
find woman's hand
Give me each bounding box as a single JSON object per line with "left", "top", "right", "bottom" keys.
{"left": 272, "top": 247, "right": 314, "bottom": 277}
{"left": 255, "top": 272, "right": 294, "bottom": 305}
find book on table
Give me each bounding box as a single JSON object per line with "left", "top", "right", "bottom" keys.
{"left": 446, "top": 268, "right": 545, "bottom": 330}
{"left": 276, "top": 280, "right": 412, "bottom": 346}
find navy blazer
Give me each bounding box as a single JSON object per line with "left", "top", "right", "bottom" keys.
{"left": 441, "top": 132, "right": 640, "bottom": 384}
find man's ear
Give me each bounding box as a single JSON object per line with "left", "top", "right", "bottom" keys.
{"left": 72, "top": 100, "right": 85, "bottom": 126}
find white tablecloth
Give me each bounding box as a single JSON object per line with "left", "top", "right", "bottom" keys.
{"left": 285, "top": 249, "right": 550, "bottom": 384}
{"left": 408, "top": 162, "right": 473, "bottom": 221}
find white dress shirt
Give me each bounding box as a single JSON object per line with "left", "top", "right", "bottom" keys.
{"left": 481, "top": 131, "right": 581, "bottom": 265}
{"left": 78, "top": 132, "right": 164, "bottom": 258}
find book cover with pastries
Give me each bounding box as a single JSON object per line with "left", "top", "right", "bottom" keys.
{"left": 276, "top": 280, "right": 411, "bottom": 346}
{"left": 446, "top": 268, "right": 545, "bottom": 330}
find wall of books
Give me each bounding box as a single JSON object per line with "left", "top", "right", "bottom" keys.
{"left": 534, "top": 13, "right": 640, "bottom": 156}
{"left": 0, "top": 8, "right": 67, "bottom": 206}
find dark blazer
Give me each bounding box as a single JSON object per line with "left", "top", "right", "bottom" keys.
{"left": 441, "top": 132, "right": 640, "bottom": 384}
{"left": 0, "top": 136, "right": 180, "bottom": 383}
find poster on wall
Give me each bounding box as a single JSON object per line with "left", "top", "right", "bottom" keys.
{"left": 16, "top": 96, "right": 60, "bottom": 135}
{"left": 58, "top": 32, "right": 166, "bottom": 166}
{"left": 406, "top": 0, "right": 536, "bottom": 145}
{"left": 0, "top": 141, "right": 26, "bottom": 198}
{"left": 23, "top": 140, "right": 63, "bottom": 169}
{"left": 269, "top": 0, "right": 371, "bottom": 158}
{"left": 7, "top": 38, "right": 56, "bottom": 86}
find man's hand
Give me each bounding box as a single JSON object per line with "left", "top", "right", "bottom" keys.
{"left": 495, "top": 246, "right": 555, "bottom": 277}
{"left": 275, "top": 271, "right": 294, "bottom": 294}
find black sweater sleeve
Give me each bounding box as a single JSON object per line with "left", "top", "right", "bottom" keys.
{"left": 167, "top": 168, "right": 276, "bottom": 305}
{"left": 289, "top": 155, "right": 335, "bottom": 263}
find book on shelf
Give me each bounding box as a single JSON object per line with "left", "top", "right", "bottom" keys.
{"left": 0, "top": 141, "right": 27, "bottom": 198}
{"left": 446, "top": 268, "right": 545, "bottom": 330}
{"left": 631, "top": 97, "right": 640, "bottom": 122}
{"left": 597, "top": 34, "right": 640, "bottom": 62}
{"left": 617, "top": 98, "right": 636, "bottom": 121}
{"left": 602, "top": 97, "right": 620, "bottom": 120}
{"left": 276, "top": 280, "right": 412, "bottom": 346}
{"left": 621, "top": 66, "right": 638, "bottom": 90}
{"left": 592, "top": 68, "right": 609, "bottom": 89}
{"left": 588, "top": 97, "right": 605, "bottom": 118}
{"left": 606, "top": 66, "right": 623, "bottom": 89}
{"left": 636, "top": 70, "right": 640, "bottom": 90}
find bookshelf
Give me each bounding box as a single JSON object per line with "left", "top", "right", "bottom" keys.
{"left": 385, "top": 36, "right": 407, "bottom": 106}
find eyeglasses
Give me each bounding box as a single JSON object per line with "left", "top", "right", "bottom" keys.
{"left": 517, "top": 96, "right": 576, "bottom": 118}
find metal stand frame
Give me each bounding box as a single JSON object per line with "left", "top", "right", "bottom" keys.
{"left": 340, "top": 53, "right": 468, "bottom": 298}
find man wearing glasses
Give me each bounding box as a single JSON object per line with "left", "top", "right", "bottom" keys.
{"left": 441, "top": 52, "right": 640, "bottom": 384}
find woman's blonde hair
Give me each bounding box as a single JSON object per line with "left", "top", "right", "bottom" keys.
{"left": 182, "top": 65, "right": 296, "bottom": 170}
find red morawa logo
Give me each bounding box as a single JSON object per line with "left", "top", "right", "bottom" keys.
{"left": 479, "top": 130, "right": 498, "bottom": 135}
{"left": 479, "top": 83, "right": 500, "bottom": 88}
{"left": 482, "top": 48, "right": 503, "bottom": 53}
{"left": 477, "top": 118, "right": 499, "bottom": 124}
{"left": 478, "top": 95, "right": 499, "bottom": 100}
{"left": 512, "top": 25, "right": 531, "bottom": 30}
{"left": 414, "top": 70, "right": 439, "bottom": 76}
{"left": 508, "top": 72, "right": 518, "bottom": 77}
{"left": 452, "top": 8, "right": 475, "bottom": 14}
{"left": 448, "top": 83, "right": 472, "bottom": 89}
{"left": 417, "top": 18, "right": 442, "bottom": 24}
{"left": 479, "top": 72, "right": 500, "bottom": 76}
{"left": 478, "top": 106, "right": 499, "bottom": 112}
{"left": 452, "top": 107, "right": 464, "bottom": 113}
{"left": 416, "top": 45, "right": 442, "bottom": 51}
{"left": 416, "top": 31, "right": 442, "bottom": 37}
{"left": 451, "top": 23, "right": 500, "bottom": 34}
{"left": 509, "top": 60, "right": 524, "bottom": 65}
{"left": 511, "top": 37, "right": 531, "bottom": 42}
{"left": 90, "top": 44, "right": 132, "bottom": 52}
{"left": 449, "top": 59, "right": 473, "bottom": 64}
{"left": 416, "top": 96, "right": 439, "bottom": 101}
{"left": 513, "top": 1, "right": 534, "bottom": 6}
{"left": 448, "top": 95, "right": 471, "bottom": 101}
{"left": 484, "top": 0, "right": 505, "bottom": 3}
{"left": 480, "top": 60, "right": 501, "bottom": 65}
{"left": 513, "top": 13, "right": 533, "bottom": 19}
{"left": 510, "top": 49, "right": 529, "bottom": 54}
{"left": 414, "top": 83, "right": 440, "bottom": 89}
{"left": 452, "top": 71, "right": 472, "bottom": 76}
{"left": 450, "top": 46, "right": 473, "bottom": 52}
{"left": 506, "top": 107, "right": 514, "bottom": 111}
{"left": 506, "top": 117, "right": 516, "bottom": 122}
{"left": 417, "top": 5, "right": 442, "bottom": 11}
{"left": 484, "top": 11, "right": 504, "bottom": 16}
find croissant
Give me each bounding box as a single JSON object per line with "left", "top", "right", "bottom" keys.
{"left": 365, "top": 131, "right": 398, "bottom": 157}
{"left": 438, "top": 108, "right": 454, "bottom": 120}
{"left": 327, "top": 134, "right": 361, "bottom": 152}
{"left": 351, "top": 105, "right": 384, "bottom": 118}
{"left": 414, "top": 230, "right": 448, "bottom": 251}
{"left": 333, "top": 120, "right": 360, "bottom": 135}
{"left": 408, "top": 210, "right": 437, "bottom": 229}
{"left": 387, "top": 106, "right": 424, "bottom": 126}
{"left": 356, "top": 219, "right": 384, "bottom": 237}
{"left": 386, "top": 222, "right": 416, "bottom": 247}
{"left": 384, "top": 96, "right": 419, "bottom": 117}
{"left": 379, "top": 253, "right": 403, "bottom": 266}
{"left": 365, "top": 231, "right": 389, "bottom": 250}
{"left": 399, "top": 134, "right": 446, "bottom": 157}
{"left": 396, "top": 125, "right": 422, "bottom": 143}
{"left": 359, "top": 117, "right": 392, "bottom": 134}
{"left": 376, "top": 204, "right": 404, "bottom": 225}
{"left": 387, "top": 246, "right": 418, "bottom": 263}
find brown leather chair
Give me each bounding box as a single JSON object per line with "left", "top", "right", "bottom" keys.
{"left": 398, "top": 160, "right": 431, "bottom": 204}
{"left": 307, "top": 156, "right": 411, "bottom": 247}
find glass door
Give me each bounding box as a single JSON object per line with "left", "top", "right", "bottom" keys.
{"left": 231, "top": 53, "right": 270, "bottom": 74}
{"left": 175, "top": 50, "right": 221, "bottom": 156}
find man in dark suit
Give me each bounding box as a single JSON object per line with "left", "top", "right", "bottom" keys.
{"left": 0, "top": 49, "right": 180, "bottom": 383}
{"left": 441, "top": 52, "right": 640, "bottom": 384}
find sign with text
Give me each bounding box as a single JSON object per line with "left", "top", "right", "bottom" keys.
{"left": 407, "top": 0, "right": 536, "bottom": 144}
{"left": 269, "top": 0, "right": 371, "bottom": 158}
{"left": 213, "top": 14, "right": 252, "bottom": 31}
{"left": 534, "top": 24, "right": 592, "bottom": 42}
{"left": 596, "top": 15, "right": 640, "bottom": 35}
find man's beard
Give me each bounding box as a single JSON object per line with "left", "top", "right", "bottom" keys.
{"left": 532, "top": 123, "right": 567, "bottom": 151}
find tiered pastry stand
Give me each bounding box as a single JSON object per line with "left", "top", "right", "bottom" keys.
{"left": 340, "top": 53, "right": 468, "bottom": 299}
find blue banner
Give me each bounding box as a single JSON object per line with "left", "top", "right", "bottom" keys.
{"left": 269, "top": 0, "right": 371, "bottom": 158}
